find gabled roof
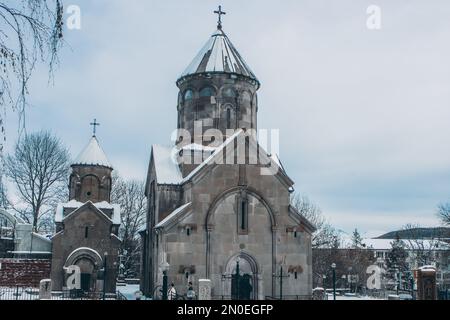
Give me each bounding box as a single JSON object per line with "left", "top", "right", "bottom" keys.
{"left": 149, "top": 130, "right": 294, "bottom": 189}
{"left": 155, "top": 202, "right": 192, "bottom": 230}
{"left": 73, "top": 136, "right": 112, "bottom": 168}
{"left": 288, "top": 205, "right": 317, "bottom": 234}
{"left": 152, "top": 145, "right": 184, "bottom": 185}
{"left": 178, "top": 28, "right": 259, "bottom": 86}
{"left": 55, "top": 200, "right": 121, "bottom": 225}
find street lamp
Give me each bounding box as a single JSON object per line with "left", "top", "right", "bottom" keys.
{"left": 103, "top": 252, "right": 108, "bottom": 300}
{"left": 160, "top": 261, "right": 170, "bottom": 300}
{"left": 331, "top": 263, "right": 336, "bottom": 301}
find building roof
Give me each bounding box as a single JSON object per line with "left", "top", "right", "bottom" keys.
{"left": 73, "top": 136, "right": 112, "bottom": 168}
{"left": 152, "top": 145, "right": 184, "bottom": 185}
{"left": 55, "top": 199, "right": 121, "bottom": 225}
{"left": 339, "top": 238, "right": 450, "bottom": 251}
{"left": 151, "top": 129, "right": 294, "bottom": 188}
{"left": 178, "top": 28, "right": 259, "bottom": 85}
{"left": 155, "top": 202, "right": 192, "bottom": 229}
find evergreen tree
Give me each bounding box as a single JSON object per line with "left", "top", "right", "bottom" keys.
{"left": 386, "top": 234, "right": 409, "bottom": 285}
{"left": 351, "top": 228, "right": 365, "bottom": 248}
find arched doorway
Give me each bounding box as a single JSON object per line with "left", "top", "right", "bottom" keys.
{"left": 223, "top": 253, "right": 259, "bottom": 300}
{"left": 65, "top": 247, "right": 103, "bottom": 292}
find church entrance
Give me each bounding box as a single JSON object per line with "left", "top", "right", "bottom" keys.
{"left": 224, "top": 253, "right": 259, "bottom": 300}
{"left": 76, "top": 257, "right": 96, "bottom": 292}
{"left": 80, "top": 273, "right": 91, "bottom": 292}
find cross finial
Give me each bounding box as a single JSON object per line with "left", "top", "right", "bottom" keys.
{"left": 90, "top": 118, "right": 100, "bottom": 136}
{"left": 214, "top": 5, "right": 226, "bottom": 29}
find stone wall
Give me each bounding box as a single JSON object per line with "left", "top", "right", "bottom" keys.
{"left": 0, "top": 259, "right": 51, "bottom": 287}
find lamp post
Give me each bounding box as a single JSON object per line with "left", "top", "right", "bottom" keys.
{"left": 103, "top": 252, "right": 108, "bottom": 300}
{"left": 331, "top": 263, "right": 336, "bottom": 301}
{"left": 161, "top": 261, "right": 170, "bottom": 300}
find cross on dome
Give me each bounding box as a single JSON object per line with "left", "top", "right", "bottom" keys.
{"left": 214, "top": 5, "right": 226, "bottom": 29}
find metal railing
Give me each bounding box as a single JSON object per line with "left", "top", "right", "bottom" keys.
{"left": 0, "top": 287, "right": 118, "bottom": 300}
{"left": 265, "top": 295, "right": 312, "bottom": 300}
{"left": 0, "top": 287, "right": 39, "bottom": 300}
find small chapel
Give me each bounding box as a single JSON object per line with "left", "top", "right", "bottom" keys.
{"left": 140, "top": 8, "right": 315, "bottom": 299}
{"left": 50, "top": 128, "right": 121, "bottom": 294}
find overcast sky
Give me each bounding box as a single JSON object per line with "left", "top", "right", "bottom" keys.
{"left": 5, "top": 0, "right": 450, "bottom": 238}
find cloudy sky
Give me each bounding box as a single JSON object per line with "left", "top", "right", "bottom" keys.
{"left": 5, "top": 0, "right": 450, "bottom": 238}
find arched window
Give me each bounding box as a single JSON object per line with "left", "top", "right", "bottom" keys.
{"left": 199, "top": 86, "right": 216, "bottom": 97}
{"left": 82, "top": 175, "right": 99, "bottom": 201}
{"left": 184, "top": 89, "right": 194, "bottom": 102}
{"left": 242, "top": 91, "right": 252, "bottom": 103}
{"left": 223, "top": 87, "right": 237, "bottom": 98}
{"left": 227, "top": 108, "right": 231, "bottom": 128}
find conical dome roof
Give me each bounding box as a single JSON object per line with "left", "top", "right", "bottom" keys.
{"left": 72, "top": 136, "right": 112, "bottom": 168}
{"left": 178, "top": 28, "right": 259, "bottom": 85}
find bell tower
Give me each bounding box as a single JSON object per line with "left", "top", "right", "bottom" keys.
{"left": 69, "top": 119, "right": 113, "bottom": 203}
{"left": 175, "top": 7, "right": 260, "bottom": 144}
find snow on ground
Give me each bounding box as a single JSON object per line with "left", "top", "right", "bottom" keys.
{"left": 117, "top": 284, "right": 143, "bottom": 300}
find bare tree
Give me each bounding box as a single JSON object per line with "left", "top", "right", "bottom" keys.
{"left": 0, "top": 0, "right": 64, "bottom": 149}
{"left": 0, "top": 173, "right": 9, "bottom": 209}
{"left": 291, "top": 193, "right": 341, "bottom": 248}
{"left": 111, "top": 174, "right": 146, "bottom": 278}
{"left": 4, "top": 130, "right": 69, "bottom": 231}
{"left": 438, "top": 202, "right": 450, "bottom": 226}
{"left": 401, "top": 224, "right": 442, "bottom": 267}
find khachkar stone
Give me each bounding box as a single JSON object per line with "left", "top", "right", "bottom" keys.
{"left": 39, "top": 279, "right": 52, "bottom": 300}
{"left": 198, "top": 279, "right": 212, "bottom": 300}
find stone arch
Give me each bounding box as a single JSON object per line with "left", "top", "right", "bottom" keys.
{"left": 81, "top": 174, "right": 100, "bottom": 201}
{"left": 205, "top": 186, "right": 277, "bottom": 228}
{"left": 0, "top": 209, "right": 23, "bottom": 241}
{"left": 205, "top": 186, "right": 277, "bottom": 284}
{"left": 221, "top": 103, "right": 236, "bottom": 129}
{"left": 65, "top": 247, "right": 103, "bottom": 267}
{"left": 64, "top": 247, "right": 103, "bottom": 292}
{"left": 220, "top": 86, "right": 237, "bottom": 98}
{"left": 223, "top": 251, "right": 261, "bottom": 300}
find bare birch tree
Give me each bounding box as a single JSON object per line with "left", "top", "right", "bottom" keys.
{"left": 0, "top": 0, "right": 64, "bottom": 150}
{"left": 4, "top": 130, "right": 69, "bottom": 231}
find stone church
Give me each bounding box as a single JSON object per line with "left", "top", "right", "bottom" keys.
{"left": 51, "top": 134, "right": 121, "bottom": 293}
{"left": 140, "top": 10, "right": 315, "bottom": 300}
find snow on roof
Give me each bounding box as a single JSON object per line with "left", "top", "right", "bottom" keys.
{"left": 55, "top": 200, "right": 120, "bottom": 224}
{"left": 180, "top": 129, "right": 243, "bottom": 184}
{"left": 179, "top": 28, "right": 259, "bottom": 84}
{"left": 347, "top": 238, "right": 450, "bottom": 251}
{"left": 73, "top": 136, "right": 112, "bottom": 168}
{"left": 155, "top": 202, "right": 192, "bottom": 229}
{"left": 152, "top": 145, "right": 184, "bottom": 185}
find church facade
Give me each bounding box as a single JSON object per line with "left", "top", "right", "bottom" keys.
{"left": 51, "top": 135, "right": 121, "bottom": 293}
{"left": 140, "top": 14, "right": 315, "bottom": 300}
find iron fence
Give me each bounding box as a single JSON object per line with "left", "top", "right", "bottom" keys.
{"left": 0, "top": 287, "right": 118, "bottom": 300}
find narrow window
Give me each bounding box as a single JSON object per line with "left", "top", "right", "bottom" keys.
{"left": 295, "top": 272, "right": 298, "bottom": 279}
{"left": 294, "top": 230, "right": 297, "bottom": 238}
{"left": 85, "top": 226, "right": 88, "bottom": 239}
{"left": 227, "top": 109, "right": 231, "bottom": 128}
{"left": 186, "top": 227, "right": 191, "bottom": 236}
{"left": 238, "top": 195, "right": 248, "bottom": 234}
{"left": 241, "top": 201, "right": 246, "bottom": 230}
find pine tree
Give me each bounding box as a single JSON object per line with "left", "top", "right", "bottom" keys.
{"left": 386, "top": 234, "right": 409, "bottom": 284}
{"left": 351, "top": 229, "right": 365, "bottom": 248}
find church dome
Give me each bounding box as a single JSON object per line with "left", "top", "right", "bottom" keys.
{"left": 72, "top": 136, "right": 112, "bottom": 168}
{"left": 177, "top": 28, "right": 259, "bottom": 87}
